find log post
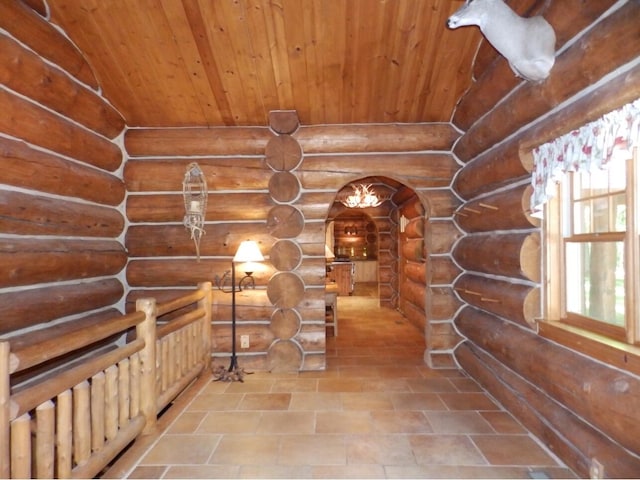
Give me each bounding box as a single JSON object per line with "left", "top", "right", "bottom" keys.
{"left": 135, "top": 297, "right": 157, "bottom": 434}
{"left": 198, "top": 282, "right": 212, "bottom": 370}
{"left": 0, "top": 341, "right": 9, "bottom": 478}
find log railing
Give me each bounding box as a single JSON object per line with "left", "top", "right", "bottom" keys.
{"left": 0, "top": 282, "right": 212, "bottom": 479}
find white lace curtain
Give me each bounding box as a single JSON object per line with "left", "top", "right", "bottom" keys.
{"left": 531, "top": 98, "right": 640, "bottom": 218}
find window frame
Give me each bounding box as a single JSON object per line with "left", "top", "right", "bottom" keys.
{"left": 540, "top": 147, "right": 640, "bottom": 374}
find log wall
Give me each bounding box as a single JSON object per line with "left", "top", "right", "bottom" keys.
{"left": 451, "top": 0, "right": 640, "bottom": 475}
{"left": 0, "top": 2, "right": 126, "bottom": 337}
{"left": 124, "top": 120, "right": 461, "bottom": 370}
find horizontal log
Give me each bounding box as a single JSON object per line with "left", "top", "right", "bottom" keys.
{"left": 455, "top": 184, "right": 538, "bottom": 232}
{"left": 428, "top": 321, "right": 462, "bottom": 351}
{"left": 124, "top": 127, "right": 273, "bottom": 156}
{"left": 403, "top": 262, "right": 426, "bottom": 285}
{"left": 398, "top": 195, "right": 424, "bottom": 220}
{"left": 452, "top": 141, "right": 527, "bottom": 199}
{"left": 454, "top": 63, "right": 640, "bottom": 201}
{"left": 392, "top": 185, "right": 417, "bottom": 206}
{"left": 0, "top": 1, "right": 97, "bottom": 87}
{"left": 299, "top": 153, "right": 459, "bottom": 190}
{"left": 125, "top": 193, "right": 272, "bottom": 223}
{"left": 453, "top": 232, "right": 540, "bottom": 282}
{"left": 403, "top": 217, "right": 424, "bottom": 239}
{"left": 398, "top": 298, "right": 426, "bottom": 332}
{"left": 294, "top": 124, "right": 458, "bottom": 153}
{"left": 401, "top": 238, "right": 424, "bottom": 262}
{"left": 127, "top": 258, "right": 326, "bottom": 288}
{"left": 454, "top": 2, "right": 640, "bottom": 161}
{"left": 0, "top": 35, "right": 124, "bottom": 138}
{"left": 0, "top": 89, "right": 122, "bottom": 172}
{"left": 455, "top": 0, "right": 620, "bottom": 131}
{"left": 22, "top": 0, "right": 47, "bottom": 16}
{"left": 0, "top": 238, "right": 127, "bottom": 288}
{"left": 268, "top": 110, "right": 299, "bottom": 134}
{"left": 212, "top": 324, "right": 275, "bottom": 353}
{"left": 295, "top": 192, "right": 336, "bottom": 220}
{"left": 0, "top": 279, "right": 124, "bottom": 334}
{"left": 0, "top": 137, "right": 125, "bottom": 206}
{"left": 429, "top": 287, "right": 463, "bottom": 320}
{"left": 419, "top": 189, "right": 461, "bottom": 218}
{"left": 456, "top": 307, "right": 640, "bottom": 465}
{"left": 429, "top": 257, "right": 461, "bottom": 285}
{"left": 456, "top": 342, "right": 640, "bottom": 478}
{"left": 426, "top": 220, "right": 463, "bottom": 255}
{"left": 399, "top": 279, "right": 426, "bottom": 310}
{"left": 124, "top": 158, "right": 269, "bottom": 192}
{"left": 455, "top": 273, "right": 539, "bottom": 327}
{"left": 0, "top": 190, "right": 124, "bottom": 238}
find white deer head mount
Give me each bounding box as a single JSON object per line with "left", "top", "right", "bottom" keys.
{"left": 448, "top": 0, "right": 556, "bottom": 82}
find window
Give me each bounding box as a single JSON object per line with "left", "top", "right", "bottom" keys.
{"left": 545, "top": 151, "right": 638, "bottom": 344}
{"left": 533, "top": 99, "right": 640, "bottom": 373}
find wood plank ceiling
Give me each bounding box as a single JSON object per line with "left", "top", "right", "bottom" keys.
{"left": 46, "top": 0, "right": 481, "bottom": 128}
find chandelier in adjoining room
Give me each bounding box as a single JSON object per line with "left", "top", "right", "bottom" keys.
{"left": 338, "top": 184, "right": 386, "bottom": 209}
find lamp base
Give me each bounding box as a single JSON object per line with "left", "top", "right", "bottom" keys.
{"left": 212, "top": 364, "right": 253, "bottom": 382}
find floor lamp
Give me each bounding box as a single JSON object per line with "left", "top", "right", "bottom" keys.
{"left": 228, "top": 240, "right": 264, "bottom": 374}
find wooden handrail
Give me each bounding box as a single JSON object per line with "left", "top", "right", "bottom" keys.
{"left": 156, "top": 289, "right": 205, "bottom": 317}
{"left": 9, "top": 310, "right": 145, "bottom": 374}
{"left": 156, "top": 308, "right": 205, "bottom": 339}
{"left": 10, "top": 339, "right": 144, "bottom": 420}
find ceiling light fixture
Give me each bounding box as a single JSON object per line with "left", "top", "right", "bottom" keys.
{"left": 339, "top": 184, "right": 386, "bottom": 209}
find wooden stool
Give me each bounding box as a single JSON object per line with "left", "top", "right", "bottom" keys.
{"left": 325, "top": 283, "right": 338, "bottom": 336}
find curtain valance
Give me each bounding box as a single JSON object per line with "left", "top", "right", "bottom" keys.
{"left": 531, "top": 98, "right": 640, "bottom": 218}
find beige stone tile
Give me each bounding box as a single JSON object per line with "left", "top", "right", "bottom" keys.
{"left": 197, "top": 411, "right": 262, "bottom": 433}
{"left": 450, "top": 376, "right": 484, "bottom": 392}
{"left": 279, "top": 434, "right": 346, "bottom": 465}
{"left": 167, "top": 411, "right": 207, "bottom": 433}
{"left": 370, "top": 410, "right": 433, "bottom": 434}
{"left": 164, "top": 464, "right": 240, "bottom": 478}
{"left": 312, "top": 464, "right": 386, "bottom": 478}
{"left": 238, "top": 392, "right": 291, "bottom": 410}
{"left": 438, "top": 392, "right": 500, "bottom": 411}
{"left": 271, "top": 377, "right": 318, "bottom": 392}
{"left": 389, "top": 392, "right": 448, "bottom": 410}
{"left": 209, "top": 434, "right": 280, "bottom": 465}
{"left": 257, "top": 411, "right": 316, "bottom": 434}
{"left": 359, "top": 378, "right": 412, "bottom": 392}
{"left": 240, "top": 465, "right": 313, "bottom": 478}
{"left": 341, "top": 392, "right": 394, "bottom": 410}
{"left": 225, "top": 378, "right": 275, "bottom": 393}
{"left": 385, "top": 464, "right": 574, "bottom": 478}
{"left": 317, "top": 378, "right": 365, "bottom": 392}
{"left": 346, "top": 434, "right": 416, "bottom": 465}
{"left": 471, "top": 434, "right": 560, "bottom": 466}
{"left": 289, "top": 392, "right": 343, "bottom": 410}
{"left": 127, "top": 465, "right": 167, "bottom": 479}
{"left": 140, "top": 434, "right": 220, "bottom": 465}
{"left": 406, "top": 377, "right": 458, "bottom": 393}
{"left": 315, "top": 411, "right": 372, "bottom": 434}
{"left": 187, "top": 392, "right": 243, "bottom": 411}
{"left": 409, "top": 434, "right": 487, "bottom": 465}
{"left": 425, "top": 411, "right": 495, "bottom": 434}
{"left": 480, "top": 411, "right": 527, "bottom": 434}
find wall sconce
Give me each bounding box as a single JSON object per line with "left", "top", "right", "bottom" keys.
{"left": 182, "top": 162, "right": 207, "bottom": 261}
{"left": 214, "top": 240, "right": 264, "bottom": 381}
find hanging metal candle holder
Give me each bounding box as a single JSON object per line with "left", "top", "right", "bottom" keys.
{"left": 182, "top": 162, "right": 208, "bottom": 261}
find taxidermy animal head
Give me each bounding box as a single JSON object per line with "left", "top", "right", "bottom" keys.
{"left": 447, "top": 0, "right": 556, "bottom": 82}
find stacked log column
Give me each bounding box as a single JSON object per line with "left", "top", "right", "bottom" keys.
{"left": 265, "top": 111, "right": 324, "bottom": 371}
{"left": 451, "top": 0, "right": 640, "bottom": 476}
{"left": 0, "top": 2, "right": 126, "bottom": 335}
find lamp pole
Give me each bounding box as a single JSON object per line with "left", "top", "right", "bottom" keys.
{"left": 229, "top": 260, "right": 238, "bottom": 372}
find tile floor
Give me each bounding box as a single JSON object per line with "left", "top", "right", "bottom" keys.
{"left": 122, "top": 288, "right": 575, "bottom": 479}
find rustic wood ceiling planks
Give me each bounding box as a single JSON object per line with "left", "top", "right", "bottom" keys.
{"left": 46, "top": 0, "right": 480, "bottom": 127}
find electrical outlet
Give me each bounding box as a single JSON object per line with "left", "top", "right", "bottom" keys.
{"left": 240, "top": 335, "right": 250, "bottom": 349}
{"left": 589, "top": 458, "right": 604, "bottom": 479}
